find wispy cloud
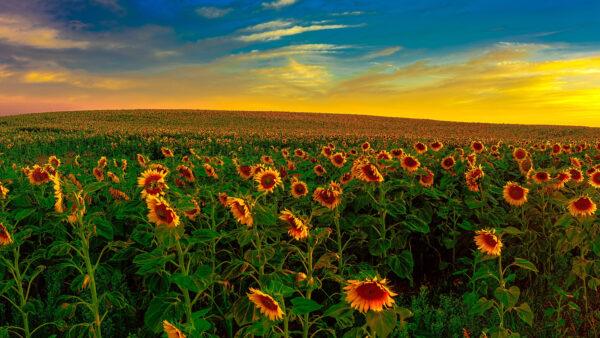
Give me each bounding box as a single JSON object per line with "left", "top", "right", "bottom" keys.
{"left": 242, "top": 19, "right": 295, "bottom": 32}
{"left": 237, "top": 23, "right": 358, "bottom": 42}
{"left": 361, "top": 46, "right": 403, "bottom": 60}
{"left": 262, "top": 0, "right": 298, "bottom": 10}
{"left": 330, "top": 11, "right": 365, "bottom": 16}
{"left": 0, "top": 15, "right": 89, "bottom": 49}
{"left": 196, "top": 6, "right": 233, "bottom": 19}
{"left": 230, "top": 44, "right": 348, "bottom": 60}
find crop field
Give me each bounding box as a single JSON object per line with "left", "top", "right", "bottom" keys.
{"left": 0, "top": 110, "right": 599, "bottom": 337}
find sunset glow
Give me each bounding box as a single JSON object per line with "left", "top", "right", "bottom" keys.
{"left": 1, "top": 1, "right": 599, "bottom": 125}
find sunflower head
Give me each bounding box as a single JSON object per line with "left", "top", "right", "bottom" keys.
{"left": 344, "top": 277, "right": 397, "bottom": 313}
{"left": 502, "top": 182, "right": 528, "bottom": 206}
{"left": 146, "top": 196, "right": 180, "bottom": 228}
{"left": 247, "top": 288, "right": 284, "bottom": 321}
{"left": 568, "top": 196, "right": 597, "bottom": 217}
{"left": 279, "top": 210, "right": 309, "bottom": 240}
{"left": 400, "top": 155, "right": 420, "bottom": 172}
{"left": 226, "top": 197, "right": 253, "bottom": 227}
{"left": 419, "top": 168, "right": 434, "bottom": 187}
{"left": 441, "top": 156, "right": 455, "bottom": 170}
{"left": 161, "top": 147, "right": 174, "bottom": 158}
{"left": 331, "top": 153, "right": 346, "bottom": 168}
{"left": 137, "top": 169, "right": 168, "bottom": 198}
{"left": 163, "top": 320, "right": 186, "bottom": 338}
{"left": 291, "top": 180, "right": 308, "bottom": 198}
{"left": 255, "top": 168, "right": 283, "bottom": 193}
{"left": 0, "top": 223, "right": 13, "bottom": 246}
{"left": 589, "top": 171, "right": 600, "bottom": 188}
{"left": 474, "top": 229, "right": 502, "bottom": 256}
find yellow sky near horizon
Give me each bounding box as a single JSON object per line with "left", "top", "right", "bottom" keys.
{"left": 1, "top": 43, "right": 599, "bottom": 127}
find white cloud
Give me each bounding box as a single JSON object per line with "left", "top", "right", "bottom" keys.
{"left": 330, "top": 11, "right": 365, "bottom": 16}
{"left": 262, "top": 0, "right": 298, "bottom": 10}
{"left": 196, "top": 6, "right": 233, "bottom": 18}
{"left": 362, "top": 46, "right": 403, "bottom": 60}
{"left": 237, "top": 24, "right": 356, "bottom": 42}
{"left": 231, "top": 44, "right": 348, "bottom": 60}
{"left": 0, "top": 15, "right": 89, "bottom": 49}
{"left": 242, "top": 19, "right": 294, "bottom": 32}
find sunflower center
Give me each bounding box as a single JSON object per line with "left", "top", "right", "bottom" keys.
{"left": 356, "top": 282, "right": 386, "bottom": 300}
{"left": 259, "top": 295, "right": 278, "bottom": 310}
{"left": 261, "top": 174, "right": 276, "bottom": 188}
{"left": 509, "top": 186, "right": 524, "bottom": 199}
{"left": 155, "top": 204, "right": 173, "bottom": 223}
{"left": 482, "top": 233, "right": 498, "bottom": 248}
{"left": 404, "top": 157, "right": 417, "bottom": 167}
{"left": 575, "top": 198, "right": 592, "bottom": 211}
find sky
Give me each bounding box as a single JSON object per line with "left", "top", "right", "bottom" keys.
{"left": 0, "top": 0, "right": 599, "bottom": 126}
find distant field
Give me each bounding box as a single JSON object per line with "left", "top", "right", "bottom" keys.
{"left": 1, "top": 109, "right": 598, "bottom": 141}
{"left": 0, "top": 109, "right": 599, "bottom": 337}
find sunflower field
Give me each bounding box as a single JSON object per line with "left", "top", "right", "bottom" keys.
{"left": 0, "top": 110, "right": 599, "bottom": 337}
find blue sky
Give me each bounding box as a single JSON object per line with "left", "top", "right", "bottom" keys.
{"left": 1, "top": 0, "right": 599, "bottom": 125}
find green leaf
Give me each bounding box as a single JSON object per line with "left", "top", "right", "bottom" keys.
{"left": 92, "top": 216, "right": 113, "bottom": 241}
{"left": 170, "top": 273, "right": 200, "bottom": 293}
{"left": 133, "top": 249, "right": 174, "bottom": 275}
{"left": 515, "top": 302, "right": 533, "bottom": 326}
{"left": 365, "top": 308, "right": 397, "bottom": 338}
{"left": 323, "top": 302, "right": 354, "bottom": 328}
{"left": 83, "top": 181, "right": 108, "bottom": 194}
{"left": 144, "top": 295, "right": 184, "bottom": 333}
{"left": 513, "top": 258, "right": 538, "bottom": 273}
{"left": 232, "top": 296, "right": 255, "bottom": 326}
{"left": 291, "top": 297, "right": 323, "bottom": 315}
{"left": 13, "top": 208, "right": 34, "bottom": 222}
{"left": 191, "top": 229, "right": 220, "bottom": 242}
{"left": 567, "top": 301, "right": 581, "bottom": 312}
{"left": 493, "top": 286, "right": 519, "bottom": 308}
{"left": 501, "top": 227, "right": 523, "bottom": 236}
{"left": 465, "top": 198, "right": 484, "bottom": 209}
{"left": 369, "top": 238, "right": 391, "bottom": 256}
{"left": 403, "top": 214, "right": 430, "bottom": 233}
{"left": 387, "top": 250, "right": 413, "bottom": 280}
{"left": 470, "top": 297, "right": 495, "bottom": 315}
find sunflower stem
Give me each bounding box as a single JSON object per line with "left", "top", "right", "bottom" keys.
{"left": 378, "top": 185, "right": 387, "bottom": 259}
{"left": 303, "top": 241, "right": 315, "bottom": 338}
{"left": 334, "top": 207, "right": 343, "bottom": 280}
{"left": 175, "top": 238, "right": 194, "bottom": 330}
{"left": 12, "top": 247, "right": 31, "bottom": 338}
{"left": 78, "top": 221, "right": 102, "bottom": 338}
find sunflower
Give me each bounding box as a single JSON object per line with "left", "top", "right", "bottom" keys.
{"left": 518, "top": 158, "right": 533, "bottom": 176}
{"left": 589, "top": 171, "right": 600, "bottom": 188}
{"left": 430, "top": 141, "right": 443, "bottom": 152}
{"left": 107, "top": 171, "right": 120, "bottom": 184}
{"left": 474, "top": 229, "right": 502, "bottom": 256}
{"left": 255, "top": 168, "right": 283, "bottom": 193}
{"left": 551, "top": 144, "right": 561, "bottom": 155}
{"left": 226, "top": 197, "right": 253, "bottom": 227}
{"left": 532, "top": 171, "right": 550, "bottom": 184}
{"left": 465, "top": 165, "right": 484, "bottom": 191}
{"left": 137, "top": 169, "right": 168, "bottom": 198}
{"left": 176, "top": 165, "right": 195, "bottom": 183}
{"left": 161, "top": 147, "right": 174, "bottom": 158}
{"left": 97, "top": 156, "right": 107, "bottom": 168}
{"left": 570, "top": 157, "right": 583, "bottom": 168}
{"left": 146, "top": 196, "right": 179, "bottom": 228}
{"left": 247, "top": 288, "right": 284, "bottom": 321}
{"left": 183, "top": 199, "right": 201, "bottom": 221}
{"left": 553, "top": 172, "right": 571, "bottom": 189}
{"left": 93, "top": 167, "right": 104, "bottom": 182}
{"left": 340, "top": 172, "right": 353, "bottom": 185}
{"left": 377, "top": 151, "right": 392, "bottom": 161}
{"left": 0, "top": 223, "right": 13, "bottom": 246}
{"left": 218, "top": 192, "right": 229, "bottom": 207}
{"left": 414, "top": 142, "right": 427, "bottom": 154}
{"left": 441, "top": 156, "right": 455, "bottom": 170}
{"left": 27, "top": 165, "right": 50, "bottom": 185}
{"left": 313, "top": 184, "right": 342, "bottom": 210}
{"left": 361, "top": 142, "right": 370, "bottom": 152}
{"left": 355, "top": 163, "right": 384, "bottom": 183}
{"left": 109, "top": 188, "right": 130, "bottom": 201}
{"left": 502, "top": 182, "right": 528, "bottom": 206}
{"left": 163, "top": 320, "right": 186, "bottom": 338}
{"left": 261, "top": 155, "right": 275, "bottom": 166}
{"left": 471, "top": 141, "right": 484, "bottom": 153}
{"left": 568, "top": 168, "right": 583, "bottom": 183}
{"left": 400, "top": 155, "right": 420, "bottom": 172}
{"left": 344, "top": 277, "right": 397, "bottom": 313}
{"left": 321, "top": 146, "right": 333, "bottom": 158}
{"left": 294, "top": 149, "right": 305, "bottom": 158}
{"left": 419, "top": 168, "right": 434, "bottom": 187}
{"left": 466, "top": 154, "right": 477, "bottom": 167}
{"left": 67, "top": 192, "right": 86, "bottom": 224}
{"left": 291, "top": 179, "right": 308, "bottom": 198}
{"left": 68, "top": 173, "right": 82, "bottom": 189}
{"left": 51, "top": 175, "right": 64, "bottom": 213}
{"left": 286, "top": 160, "right": 296, "bottom": 170}
{"left": 203, "top": 163, "right": 218, "bottom": 179}
{"left": 251, "top": 164, "right": 266, "bottom": 176}
{"left": 149, "top": 163, "right": 170, "bottom": 175}
{"left": 390, "top": 149, "right": 404, "bottom": 159}
{"left": 236, "top": 164, "right": 253, "bottom": 179}
{"left": 49, "top": 155, "right": 61, "bottom": 168}
{"left": 0, "top": 182, "right": 8, "bottom": 199}
{"left": 513, "top": 148, "right": 527, "bottom": 162}
{"left": 313, "top": 165, "right": 326, "bottom": 176}
{"left": 568, "top": 196, "right": 597, "bottom": 217}
{"left": 331, "top": 153, "right": 346, "bottom": 168}
{"left": 137, "top": 154, "right": 147, "bottom": 167}
{"left": 279, "top": 210, "right": 309, "bottom": 240}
